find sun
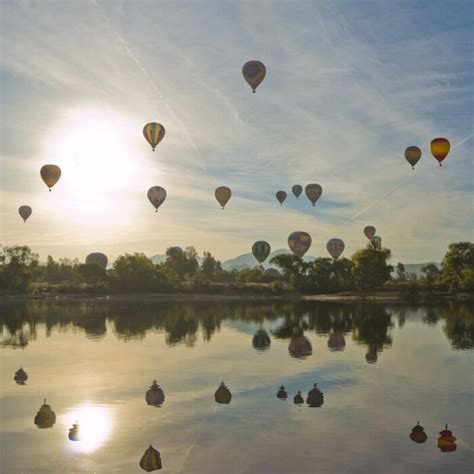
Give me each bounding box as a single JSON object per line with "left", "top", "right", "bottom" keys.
{"left": 64, "top": 404, "right": 114, "bottom": 454}
{"left": 41, "top": 107, "right": 150, "bottom": 228}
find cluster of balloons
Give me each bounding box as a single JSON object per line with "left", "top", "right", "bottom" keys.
{"left": 251, "top": 225, "right": 382, "bottom": 265}
{"left": 409, "top": 422, "right": 457, "bottom": 453}
{"left": 404, "top": 138, "right": 450, "bottom": 169}
{"left": 276, "top": 183, "right": 323, "bottom": 207}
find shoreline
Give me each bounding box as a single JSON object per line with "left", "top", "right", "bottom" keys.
{"left": 1, "top": 291, "right": 472, "bottom": 303}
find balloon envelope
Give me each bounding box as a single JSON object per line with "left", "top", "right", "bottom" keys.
{"left": 215, "top": 186, "right": 231, "bottom": 209}
{"left": 18, "top": 205, "right": 32, "bottom": 222}
{"left": 242, "top": 60, "right": 266, "bottom": 92}
{"left": 288, "top": 231, "right": 312, "bottom": 257}
{"left": 86, "top": 252, "right": 108, "bottom": 269}
{"left": 143, "top": 123, "right": 165, "bottom": 151}
{"left": 147, "top": 186, "right": 167, "bottom": 211}
{"left": 327, "top": 238, "right": 345, "bottom": 260}
{"left": 405, "top": 146, "right": 422, "bottom": 169}
{"left": 364, "top": 226, "right": 376, "bottom": 240}
{"left": 139, "top": 444, "right": 163, "bottom": 471}
{"left": 292, "top": 185, "right": 303, "bottom": 199}
{"left": 276, "top": 191, "right": 287, "bottom": 205}
{"left": 252, "top": 241, "right": 271, "bottom": 264}
{"left": 305, "top": 183, "right": 322, "bottom": 206}
{"left": 369, "top": 236, "right": 382, "bottom": 250}
{"left": 40, "top": 165, "right": 61, "bottom": 190}
{"left": 430, "top": 138, "right": 450, "bottom": 166}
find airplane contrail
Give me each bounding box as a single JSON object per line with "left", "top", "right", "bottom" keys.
{"left": 91, "top": 0, "right": 216, "bottom": 183}
{"left": 343, "top": 132, "right": 473, "bottom": 225}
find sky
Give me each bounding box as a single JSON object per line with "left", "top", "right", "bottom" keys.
{"left": 0, "top": 0, "right": 473, "bottom": 264}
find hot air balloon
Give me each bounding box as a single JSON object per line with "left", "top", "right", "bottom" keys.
{"left": 276, "top": 191, "right": 287, "bottom": 205}
{"left": 437, "top": 425, "right": 457, "bottom": 452}
{"left": 40, "top": 164, "right": 61, "bottom": 191}
{"left": 252, "top": 328, "right": 271, "bottom": 351}
{"left": 145, "top": 380, "right": 165, "bottom": 407}
{"left": 288, "top": 231, "right": 312, "bottom": 258}
{"left": 409, "top": 422, "right": 428, "bottom": 444}
{"left": 143, "top": 123, "right": 165, "bottom": 151}
{"left": 14, "top": 367, "right": 28, "bottom": 384}
{"left": 277, "top": 385, "right": 288, "bottom": 400}
{"left": 364, "top": 226, "right": 376, "bottom": 240}
{"left": 306, "top": 383, "right": 324, "bottom": 408}
{"left": 430, "top": 138, "right": 450, "bottom": 167}
{"left": 147, "top": 186, "right": 167, "bottom": 212}
{"left": 214, "top": 382, "right": 232, "bottom": 404}
{"left": 34, "top": 399, "right": 56, "bottom": 429}
{"left": 215, "top": 186, "right": 231, "bottom": 209}
{"left": 305, "top": 183, "right": 322, "bottom": 207}
{"left": 327, "top": 238, "right": 345, "bottom": 260}
{"left": 86, "top": 252, "right": 108, "bottom": 269}
{"left": 292, "top": 185, "right": 302, "bottom": 199}
{"left": 252, "top": 241, "right": 271, "bottom": 264}
{"left": 68, "top": 421, "right": 80, "bottom": 441}
{"left": 369, "top": 236, "right": 382, "bottom": 250}
{"left": 242, "top": 60, "right": 266, "bottom": 93}
{"left": 405, "top": 146, "right": 422, "bottom": 169}
{"left": 140, "top": 445, "right": 163, "bottom": 471}
{"left": 18, "top": 206, "right": 32, "bottom": 223}
{"left": 293, "top": 391, "right": 304, "bottom": 405}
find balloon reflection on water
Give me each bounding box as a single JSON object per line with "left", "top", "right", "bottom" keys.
{"left": 64, "top": 404, "right": 114, "bottom": 453}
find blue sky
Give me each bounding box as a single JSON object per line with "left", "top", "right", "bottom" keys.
{"left": 0, "top": 0, "right": 472, "bottom": 263}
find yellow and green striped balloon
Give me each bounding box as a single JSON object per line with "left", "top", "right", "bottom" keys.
{"left": 143, "top": 122, "right": 165, "bottom": 151}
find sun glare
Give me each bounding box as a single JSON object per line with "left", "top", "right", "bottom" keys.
{"left": 41, "top": 108, "right": 149, "bottom": 228}
{"left": 64, "top": 404, "right": 114, "bottom": 454}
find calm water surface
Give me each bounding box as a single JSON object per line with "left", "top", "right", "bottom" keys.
{"left": 1, "top": 301, "right": 473, "bottom": 473}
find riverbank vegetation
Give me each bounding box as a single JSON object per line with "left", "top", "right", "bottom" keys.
{"left": 0, "top": 242, "right": 472, "bottom": 297}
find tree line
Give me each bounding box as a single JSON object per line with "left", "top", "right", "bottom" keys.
{"left": 0, "top": 242, "right": 472, "bottom": 295}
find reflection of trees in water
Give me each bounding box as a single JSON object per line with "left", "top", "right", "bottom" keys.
{"left": 440, "top": 303, "right": 473, "bottom": 350}
{"left": 1, "top": 301, "right": 472, "bottom": 355}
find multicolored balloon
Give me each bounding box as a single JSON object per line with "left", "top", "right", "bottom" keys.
{"left": 305, "top": 183, "right": 322, "bottom": 206}
{"left": 215, "top": 186, "right": 231, "bottom": 209}
{"left": 252, "top": 241, "right": 271, "bottom": 264}
{"left": 242, "top": 60, "right": 266, "bottom": 93}
{"left": 430, "top": 138, "right": 450, "bottom": 166}
{"left": 288, "top": 231, "right": 312, "bottom": 257}
{"left": 85, "top": 252, "right": 108, "bottom": 269}
{"left": 147, "top": 186, "right": 167, "bottom": 212}
{"left": 276, "top": 191, "right": 287, "bottom": 205}
{"left": 143, "top": 122, "right": 165, "bottom": 151}
{"left": 326, "top": 238, "right": 345, "bottom": 260}
{"left": 292, "top": 185, "right": 302, "bottom": 199}
{"left": 18, "top": 205, "right": 32, "bottom": 223}
{"left": 404, "top": 146, "right": 422, "bottom": 169}
{"left": 40, "top": 164, "right": 61, "bottom": 191}
{"left": 364, "top": 225, "right": 376, "bottom": 240}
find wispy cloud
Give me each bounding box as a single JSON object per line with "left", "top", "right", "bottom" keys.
{"left": 1, "top": 1, "right": 472, "bottom": 263}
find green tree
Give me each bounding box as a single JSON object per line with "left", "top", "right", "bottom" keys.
{"left": 110, "top": 253, "right": 165, "bottom": 292}
{"left": 0, "top": 245, "right": 39, "bottom": 292}
{"left": 441, "top": 242, "right": 474, "bottom": 292}
{"left": 77, "top": 263, "right": 107, "bottom": 286}
{"left": 421, "top": 263, "right": 441, "bottom": 292}
{"left": 396, "top": 262, "right": 407, "bottom": 280}
{"left": 200, "top": 251, "right": 224, "bottom": 282}
{"left": 351, "top": 248, "right": 393, "bottom": 291}
{"left": 164, "top": 246, "right": 199, "bottom": 278}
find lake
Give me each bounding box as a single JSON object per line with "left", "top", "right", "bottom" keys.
{"left": 1, "top": 300, "right": 473, "bottom": 473}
